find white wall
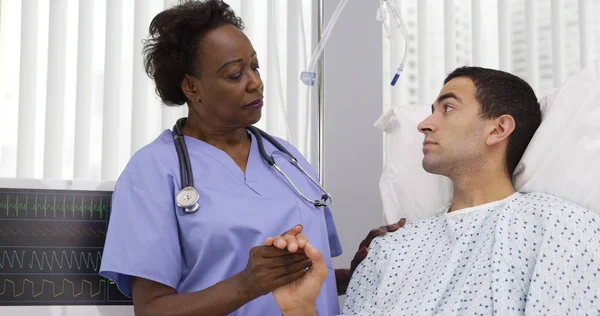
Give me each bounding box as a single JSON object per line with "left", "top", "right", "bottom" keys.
{"left": 322, "top": 0, "right": 385, "bottom": 270}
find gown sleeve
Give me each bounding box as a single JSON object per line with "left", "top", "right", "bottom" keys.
{"left": 496, "top": 194, "right": 600, "bottom": 314}
{"left": 523, "top": 204, "right": 600, "bottom": 314}
{"left": 341, "top": 234, "right": 391, "bottom": 315}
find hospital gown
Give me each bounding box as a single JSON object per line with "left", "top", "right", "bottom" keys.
{"left": 342, "top": 192, "right": 600, "bottom": 315}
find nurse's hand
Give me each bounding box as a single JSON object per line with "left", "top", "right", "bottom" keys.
{"left": 272, "top": 242, "right": 327, "bottom": 316}
{"left": 238, "top": 225, "right": 312, "bottom": 299}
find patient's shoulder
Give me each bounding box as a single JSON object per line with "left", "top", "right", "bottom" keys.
{"left": 507, "top": 192, "right": 599, "bottom": 229}
{"left": 515, "top": 192, "right": 590, "bottom": 213}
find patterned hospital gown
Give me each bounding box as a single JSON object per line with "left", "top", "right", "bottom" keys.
{"left": 342, "top": 192, "right": 600, "bottom": 315}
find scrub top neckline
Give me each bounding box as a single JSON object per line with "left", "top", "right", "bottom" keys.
{"left": 179, "top": 130, "right": 260, "bottom": 183}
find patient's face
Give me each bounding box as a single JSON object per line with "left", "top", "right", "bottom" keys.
{"left": 417, "top": 77, "right": 489, "bottom": 176}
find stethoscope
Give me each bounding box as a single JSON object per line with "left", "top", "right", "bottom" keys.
{"left": 172, "top": 118, "right": 333, "bottom": 213}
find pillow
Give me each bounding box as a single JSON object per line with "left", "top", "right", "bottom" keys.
{"left": 376, "top": 60, "right": 600, "bottom": 224}
{"left": 513, "top": 60, "right": 600, "bottom": 214}
{"left": 375, "top": 105, "right": 452, "bottom": 224}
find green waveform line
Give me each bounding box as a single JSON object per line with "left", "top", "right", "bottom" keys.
{"left": 1, "top": 194, "right": 108, "bottom": 219}
{"left": 0, "top": 250, "right": 103, "bottom": 272}
{"left": 2, "top": 195, "right": 27, "bottom": 217}
{"left": 0, "top": 278, "right": 105, "bottom": 298}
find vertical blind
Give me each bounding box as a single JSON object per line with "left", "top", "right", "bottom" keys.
{"left": 383, "top": 0, "right": 600, "bottom": 111}
{"left": 5, "top": 1, "right": 597, "bottom": 181}
{"left": 0, "top": 0, "right": 319, "bottom": 181}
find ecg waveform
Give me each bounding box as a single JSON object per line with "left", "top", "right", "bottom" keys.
{"left": 0, "top": 274, "right": 130, "bottom": 304}
{"left": 0, "top": 187, "right": 131, "bottom": 305}
{"left": 0, "top": 189, "right": 110, "bottom": 220}
{"left": 1, "top": 248, "right": 102, "bottom": 274}
{"left": 0, "top": 221, "right": 107, "bottom": 247}
{"left": 0, "top": 226, "right": 106, "bottom": 238}
{"left": 0, "top": 277, "right": 105, "bottom": 299}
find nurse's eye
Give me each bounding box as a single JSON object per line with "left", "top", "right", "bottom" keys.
{"left": 444, "top": 104, "right": 454, "bottom": 112}
{"left": 251, "top": 65, "right": 260, "bottom": 73}
{"left": 229, "top": 72, "right": 242, "bottom": 80}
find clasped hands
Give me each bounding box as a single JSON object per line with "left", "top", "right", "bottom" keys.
{"left": 264, "top": 227, "right": 324, "bottom": 316}
{"left": 264, "top": 220, "right": 405, "bottom": 315}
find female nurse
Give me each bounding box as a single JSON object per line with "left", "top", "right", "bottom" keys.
{"left": 99, "top": 1, "right": 404, "bottom": 315}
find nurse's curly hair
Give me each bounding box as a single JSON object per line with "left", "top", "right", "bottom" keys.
{"left": 143, "top": 0, "right": 244, "bottom": 106}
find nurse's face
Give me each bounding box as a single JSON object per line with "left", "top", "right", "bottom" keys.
{"left": 417, "top": 77, "right": 490, "bottom": 176}
{"left": 184, "top": 24, "right": 264, "bottom": 128}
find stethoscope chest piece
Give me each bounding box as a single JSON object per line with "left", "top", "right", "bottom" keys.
{"left": 176, "top": 186, "right": 200, "bottom": 213}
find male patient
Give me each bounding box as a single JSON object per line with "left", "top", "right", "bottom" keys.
{"left": 267, "top": 67, "right": 600, "bottom": 315}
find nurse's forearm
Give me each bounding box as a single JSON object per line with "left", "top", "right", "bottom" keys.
{"left": 133, "top": 273, "right": 256, "bottom": 316}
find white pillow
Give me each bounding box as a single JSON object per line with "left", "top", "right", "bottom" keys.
{"left": 513, "top": 60, "right": 600, "bottom": 213}
{"left": 377, "top": 60, "right": 600, "bottom": 224}
{"left": 375, "top": 105, "right": 452, "bottom": 224}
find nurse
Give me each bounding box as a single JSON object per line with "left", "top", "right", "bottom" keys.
{"left": 99, "top": 1, "right": 403, "bottom": 315}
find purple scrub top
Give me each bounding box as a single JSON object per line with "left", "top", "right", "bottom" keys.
{"left": 99, "top": 129, "right": 343, "bottom": 316}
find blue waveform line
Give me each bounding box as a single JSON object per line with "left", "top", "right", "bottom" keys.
{"left": 0, "top": 250, "right": 103, "bottom": 272}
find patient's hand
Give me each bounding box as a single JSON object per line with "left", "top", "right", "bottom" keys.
{"left": 265, "top": 227, "right": 309, "bottom": 253}
{"left": 352, "top": 219, "right": 407, "bottom": 271}
{"left": 265, "top": 231, "right": 327, "bottom": 316}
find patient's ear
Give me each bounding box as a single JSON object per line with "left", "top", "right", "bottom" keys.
{"left": 486, "top": 114, "right": 515, "bottom": 146}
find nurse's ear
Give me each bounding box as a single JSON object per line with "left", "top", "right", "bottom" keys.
{"left": 181, "top": 74, "right": 202, "bottom": 104}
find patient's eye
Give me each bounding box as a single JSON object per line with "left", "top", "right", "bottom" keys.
{"left": 444, "top": 104, "right": 454, "bottom": 112}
